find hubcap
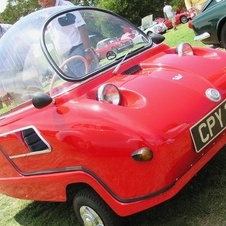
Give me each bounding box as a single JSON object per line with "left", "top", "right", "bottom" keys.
{"left": 80, "top": 206, "right": 104, "bottom": 226}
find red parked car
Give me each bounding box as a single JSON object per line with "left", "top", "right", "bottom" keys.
{"left": 1, "top": 6, "right": 226, "bottom": 226}
{"left": 96, "top": 36, "right": 133, "bottom": 60}
{"left": 95, "top": 37, "right": 120, "bottom": 59}
{"left": 155, "top": 7, "right": 196, "bottom": 29}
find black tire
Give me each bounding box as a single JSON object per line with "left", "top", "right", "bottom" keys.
{"left": 221, "top": 23, "right": 226, "bottom": 49}
{"left": 73, "top": 188, "right": 124, "bottom": 226}
{"left": 180, "top": 16, "right": 188, "bottom": 24}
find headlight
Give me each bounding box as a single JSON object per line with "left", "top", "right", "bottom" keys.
{"left": 176, "top": 42, "right": 194, "bottom": 56}
{"left": 97, "top": 84, "right": 121, "bottom": 105}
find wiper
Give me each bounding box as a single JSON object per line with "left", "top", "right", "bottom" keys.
{"left": 112, "top": 45, "right": 146, "bottom": 75}
{"left": 113, "top": 51, "right": 130, "bottom": 75}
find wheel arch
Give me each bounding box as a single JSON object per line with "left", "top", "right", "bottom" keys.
{"left": 66, "top": 182, "right": 92, "bottom": 201}
{"left": 66, "top": 182, "right": 122, "bottom": 216}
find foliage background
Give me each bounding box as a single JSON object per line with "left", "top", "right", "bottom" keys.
{"left": 1, "top": 0, "right": 185, "bottom": 25}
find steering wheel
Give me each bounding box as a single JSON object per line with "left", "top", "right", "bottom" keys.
{"left": 49, "top": 55, "right": 89, "bottom": 96}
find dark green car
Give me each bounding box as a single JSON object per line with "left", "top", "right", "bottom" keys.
{"left": 190, "top": 0, "right": 226, "bottom": 49}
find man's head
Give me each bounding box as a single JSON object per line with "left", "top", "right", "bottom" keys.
{"left": 38, "top": 0, "right": 56, "bottom": 8}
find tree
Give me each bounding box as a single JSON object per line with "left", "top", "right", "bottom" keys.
{"left": 96, "top": 0, "right": 168, "bottom": 26}
{"left": 0, "top": 0, "right": 184, "bottom": 26}
{"left": 1, "top": 0, "right": 40, "bottom": 24}
{"left": 1, "top": 0, "right": 99, "bottom": 24}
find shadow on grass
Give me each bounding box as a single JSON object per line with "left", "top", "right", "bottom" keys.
{"left": 14, "top": 199, "right": 79, "bottom": 226}
{"left": 14, "top": 147, "right": 226, "bottom": 226}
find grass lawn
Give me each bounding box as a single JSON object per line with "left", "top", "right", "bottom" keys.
{"left": 163, "top": 22, "right": 208, "bottom": 47}
{"left": 1, "top": 23, "right": 226, "bottom": 226}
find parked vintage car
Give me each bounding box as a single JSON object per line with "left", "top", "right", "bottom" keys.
{"left": 1, "top": 5, "right": 226, "bottom": 226}
{"left": 156, "top": 8, "right": 196, "bottom": 29}
{"left": 96, "top": 36, "right": 133, "bottom": 60}
{"left": 140, "top": 15, "right": 167, "bottom": 36}
{"left": 141, "top": 21, "right": 167, "bottom": 36}
{"left": 189, "top": 0, "right": 226, "bottom": 49}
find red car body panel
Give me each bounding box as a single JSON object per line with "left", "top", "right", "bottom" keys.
{"left": 0, "top": 7, "right": 226, "bottom": 220}
{"left": 1, "top": 43, "right": 226, "bottom": 216}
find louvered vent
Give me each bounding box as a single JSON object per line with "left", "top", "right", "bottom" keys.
{"left": 121, "top": 64, "right": 142, "bottom": 75}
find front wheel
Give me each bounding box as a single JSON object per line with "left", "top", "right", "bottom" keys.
{"left": 180, "top": 16, "right": 188, "bottom": 24}
{"left": 73, "top": 188, "right": 124, "bottom": 226}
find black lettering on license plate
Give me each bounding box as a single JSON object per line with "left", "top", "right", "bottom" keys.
{"left": 190, "top": 100, "right": 226, "bottom": 153}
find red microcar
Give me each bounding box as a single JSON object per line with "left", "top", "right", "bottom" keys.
{"left": 0, "top": 6, "right": 226, "bottom": 226}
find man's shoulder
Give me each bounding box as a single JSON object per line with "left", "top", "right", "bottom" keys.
{"left": 59, "top": 0, "right": 74, "bottom": 6}
{"left": 163, "top": 5, "right": 169, "bottom": 11}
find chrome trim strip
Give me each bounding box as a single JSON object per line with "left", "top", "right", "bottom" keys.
{"left": 10, "top": 149, "right": 51, "bottom": 159}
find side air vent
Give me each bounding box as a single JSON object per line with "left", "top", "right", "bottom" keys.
{"left": 122, "top": 64, "right": 142, "bottom": 75}
{"left": 22, "top": 128, "right": 48, "bottom": 152}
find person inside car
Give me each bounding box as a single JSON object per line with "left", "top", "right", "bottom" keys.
{"left": 37, "top": 0, "right": 98, "bottom": 78}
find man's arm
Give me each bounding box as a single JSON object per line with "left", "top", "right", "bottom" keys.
{"left": 78, "top": 24, "right": 91, "bottom": 50}
{"left": 78, "top": 24, "right": 96, "bottom": 64}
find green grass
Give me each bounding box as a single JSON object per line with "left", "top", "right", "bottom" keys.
{"left": 1, "top": 23, "right": 226, "bottom": 226}
{"left": 163, "top": 23, "right": 208, "bottom": 47}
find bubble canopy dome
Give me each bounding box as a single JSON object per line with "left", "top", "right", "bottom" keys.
{"left": 0, "top": 6, "right": 150, "bottom": 113}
